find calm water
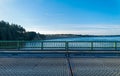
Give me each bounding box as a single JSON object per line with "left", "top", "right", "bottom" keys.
{"left": 46, "top": 37, "right": 120, "bottom": 41}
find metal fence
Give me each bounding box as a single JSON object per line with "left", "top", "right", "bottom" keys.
{"left": 0, "top": 41, "right": 120, "bottom": 51}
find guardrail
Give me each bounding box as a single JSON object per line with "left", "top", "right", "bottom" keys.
{"left": 0, "top": 41, "right": 120, "bottom": 51}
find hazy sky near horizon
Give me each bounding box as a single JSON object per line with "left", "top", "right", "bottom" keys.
{"left": 0, "top": 0, "right": 120, "bottom": 35}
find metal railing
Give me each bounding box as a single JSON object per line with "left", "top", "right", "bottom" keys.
{"left": 0, "top": 41, "right": 120, "bottom": 51}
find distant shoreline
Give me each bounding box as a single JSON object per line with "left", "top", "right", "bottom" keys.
{"left": 44, "top": 34, "right": 120, "bottom": 40}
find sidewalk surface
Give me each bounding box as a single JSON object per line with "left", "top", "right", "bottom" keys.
{"left": 0, "top": 57, "right": 120, "bottom": 76}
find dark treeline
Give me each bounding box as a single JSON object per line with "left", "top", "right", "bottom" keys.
{"left": 0, "top": 20, "right": 45, "bottom": 40}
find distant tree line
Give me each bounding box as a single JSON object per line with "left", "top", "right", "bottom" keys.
{"left": 0, "top": 20, "right": 45, "bottom": 40}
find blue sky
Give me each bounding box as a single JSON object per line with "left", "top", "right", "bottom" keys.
{"left": 0, "top": 0, "right": 120, "bottom": 35}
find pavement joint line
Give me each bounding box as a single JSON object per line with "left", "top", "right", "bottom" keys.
{"left": 66, "top": 54, "right": 74, "bottom": 76}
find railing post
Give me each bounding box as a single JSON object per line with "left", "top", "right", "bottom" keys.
{"left": 91, "top": 42, "right": 93, "bottom": 50}
{"left": 65, "top": 41, "right": 69, "bottom": 57}
{"left": 17, "top": 41, "right": 20, "bottom": 50}
{"left": 65, "top": 41, "right": 68, "bottom": 51}
{"left": 41, "top": 41, "right": 43, "bottom": 50}
{"left": 114, "top": 42, "right": 117, "bottom": 50}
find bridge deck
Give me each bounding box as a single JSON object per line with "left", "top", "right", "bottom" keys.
{"left": 0, "top": 57, "right": 120, "bottom": 76}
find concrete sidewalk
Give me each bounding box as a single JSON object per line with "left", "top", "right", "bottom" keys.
{"left": 70, "top": 58, "right": 120, "bottom": 76}
{"left": 0, "top": 58, "right": 71, "bottom": 76}
{"left": 0, "top": 57, "right": 120, "bottom": 76}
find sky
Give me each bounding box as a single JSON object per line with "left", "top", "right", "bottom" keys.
{"left": 0, "top": 0, "right": 120, "bottom": 35}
